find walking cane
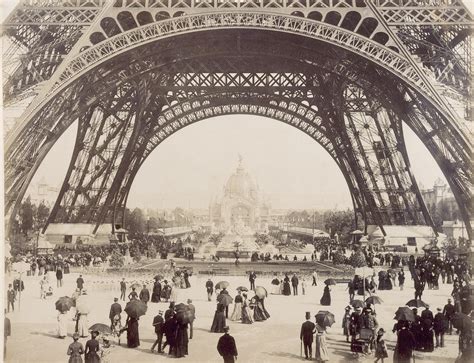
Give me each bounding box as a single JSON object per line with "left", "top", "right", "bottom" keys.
{"left": 300, "top": 340, "right": 302, "bottom": 357}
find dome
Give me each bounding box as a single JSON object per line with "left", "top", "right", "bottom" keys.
{"left": 224, "top": 158, "right": 257, "bottom": 200}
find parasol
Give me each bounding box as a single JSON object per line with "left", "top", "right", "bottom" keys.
{"left": 154, "top": 275, "right": 163, "bottom": 281}
{"left": 89, "top": 323, "right": 112, "bottom": 335}
{"left": 394, "top": 307, "right": 415, "bottom": 322}
{"left": 217, "top": 294, "right": 234, "bottom": 306}
{"left": 237, "top": 286, "right": 249, "bottom": 292}
{"left": 351, "top": 300, "right": 365, "bottom": 309}
{"left": 130, "top": 283, "right": 142, "bottom": 290}
{"left": 254, "top": 286, "right": 267, "bottom": 299}
{"left": 324, "top": 278, "right": 337, "bottom": 286}
{"left": 365, "top": 296, "right": 383, "bottom": 305}
{"left": 55, "top": 296, "right": 74, "bottom": 313}
{"left": 125, "top": 300, "right": 147, "bottom": 319}
{"left": 405, "top": 299, "right": 428, "bottom": 308}
{"left": 451, "top": 312, "right": 472, "bottom": 332}
{"left": 76, "top": 295, "right": 92, "bottom": 314}
{"left": 215, "top": 281, "right": 230, "bottom": 290}
{"left": 271, "top": 278, "right": 280, "bottom": 285}
{"left": 315, "top": 311, "right": 335, "bottom": 328}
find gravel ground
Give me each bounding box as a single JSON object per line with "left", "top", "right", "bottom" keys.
{"left": 4, "top": 269, "right": 461, "bottom": 363}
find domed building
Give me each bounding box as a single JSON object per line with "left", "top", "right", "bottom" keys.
{"left": 209, "top": 156, "right": 270, "bottom": 232}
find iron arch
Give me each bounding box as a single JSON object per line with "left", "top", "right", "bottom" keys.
{"left": 4, "top": 22, "right": 472, "bottom": 238}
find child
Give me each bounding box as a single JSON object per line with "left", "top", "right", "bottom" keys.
{"left": 301, "top": 278, "right": 306, "bottom": 295}
{"left": 374, "top": 328, "right": 388, "bottom": 363}
{"left": 100, "top": 336, "right": 114, "bottom": 363}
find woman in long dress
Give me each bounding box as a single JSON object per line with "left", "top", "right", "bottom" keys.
{"left": 282, "top": 274, "right": 291, "bottom": 296}
{"left": 161, "top": 281, "right": 171, "bottom": 302}
{"left": 279, "top": 278, "right": 284, "bottom": 295}
{"left": 315, "top": 323, "right": 329, "bottom": 362}
{"left": 67, "top": 333, "right": 84, "bottom": 363}
{"left": 320, "top": 285, "right": 331, "bottom": 306}
{"left": 210, "top": 303, "right": 226, "bottom": 332}
{"left": 342, "top": 306, "right": 351, "bottom": 342}
{"left": 170, "top": 283, "right": 178, "bottom": 303}
{"left": 230, "top": 292, "right": 243, "bottom": 321}
{"left": 241, "top": 294, "right": 253, "bottom": 324}
{"left": 57, "top": 311, "right": 68, "bottom": 338}
{"left": 126, "top": 315, "right": 140, "bottom": 348}
{"left": 151, "top": 280, "right": 161, "bottom": 303}
{"left": 77, "top": 313, "right": 89, "bottom": 338}
{"left": 84, "top": 331, "right": 100, "bottom": 363}
{"left": 252, "top": 296, "right": 270, "bottom": 322}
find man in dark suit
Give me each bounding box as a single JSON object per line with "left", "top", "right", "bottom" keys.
{"left": 139, "top": 285, "right": 150, "bottom": 304}
{"left": 120, "top": 278, "right": 127, "bottom": 301}
{"left": 151, "top": 311, "right": 164, "bottom": 353}
{"left": 109, "top": 298, "right": 122, "bottom": 328}
{"left": 187, "top": 299, "right": 196, "bottom": 339}
{"left": 249, "top": 272, "right": 256, "bottom": 291}
{"left": 433, "top": 307, "right": 448, "bottom": 348}
{"left": 76, "top": 275, "right": 84, "bottom": 291}
{"left": 291, "top": 274, "right": 299, "bottom": 296}
{"left": 6, "top": 284, "right": 15, "bottom": 312}
{"left": 442, "top": 298, "right": 455, "bottom": 334}
{"left": 217, "top": 326, "right": 238, "bottom": 363}
{"left": 300, "top": 312, "right": 315, "bottom": 360}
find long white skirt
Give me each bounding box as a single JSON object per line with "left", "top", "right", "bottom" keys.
{"left": 170, "top": 288, "right": 178, "bottom": 303}
{"left": 77, "top": 314, "right": 89, "bottom": 337}
{"left": 230, "top": 303, "right": 242, "bottom": 321}
{"left": 315, "top": 333, "right": 329, "bottom": 362}
{"left": 57, "top": 313, "right": 68, "bottom": 337}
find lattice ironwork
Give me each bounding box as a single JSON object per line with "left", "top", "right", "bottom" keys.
{"left": 2, "top": 0, "right": 473, "bottom": 239}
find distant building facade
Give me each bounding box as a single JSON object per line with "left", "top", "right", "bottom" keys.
{"left": 209, "top": 157, "right": 271, "bottom": 232}
{"left": 420, "top": 178, "right": 458, "bottom": 213}
{"left": 26, "top": 178, "right": 59, "bottom": 206}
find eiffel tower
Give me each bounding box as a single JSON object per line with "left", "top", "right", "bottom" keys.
{"left": 3, "top": 0, "right": 473, "bottom": 239}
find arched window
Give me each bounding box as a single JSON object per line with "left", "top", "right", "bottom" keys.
{"left": 372, "top": 32, "right": 389, "bottom": 45}
{"left": 137, "top": 11, "right": 154, "bottom": 26}
{"left": 324, "top": 11, "right": 341, "bottom": 26}
{"left": 90, "top": 32, "right": 106, "bottom": 45}
{"left": 100, "top": 17, "right": 122, "bottom": 37}
{"left": 340, "top": 11, "right": 361, "bottom": 31}
{"left": 308, "top": 11, "right": 323, "bottom": 22}
{"left": 117, "top": 11, "right": 138, "bottom": 31}
{"left": 155, "top": 12, "right": 170, "bottom": 21}
{"left": 356, "top": 17, "right": 378, "bottom": 38}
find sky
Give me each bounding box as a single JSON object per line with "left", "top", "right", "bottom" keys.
{"left": 3, "top": 0, "right": 472, "bottom": 211}
{"left": 27, "top": 114, "right": 448, "bottom": 211}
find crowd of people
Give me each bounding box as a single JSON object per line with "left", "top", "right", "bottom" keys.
{"left": 4, "top": 231, "right": 473, "bottom": 363}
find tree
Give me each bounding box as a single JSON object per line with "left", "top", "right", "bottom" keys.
{"left": 19, "top": 197, "right": 35, "bottom": 235}
{"left": 323, "top": 210, "right": 355, "bottom": 244}
{"left": 109, "top": 249, "right": 125, "bottom": 268}
{"left": 35, "top": 202, "right": 50, "bottom": 230}
{"left": 332, "top": 250, "right": 346, "bottom": 265}
{"left": 349, "top": 246, "right": 367, "bottom": 268}
{"left": 125, "top": 208, "right": 147, "bottom": 237}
